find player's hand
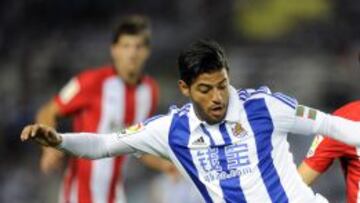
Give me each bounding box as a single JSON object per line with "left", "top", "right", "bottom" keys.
{"left": 20, "top": 124, "right": 62, "bottom": 147}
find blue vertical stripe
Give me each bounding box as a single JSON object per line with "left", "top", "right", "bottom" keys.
{"left": 218, "top": 123, "right": 247, "bottom": 203}
{"left": 219, "top": 122, "right": 232, "bottom": 145}
{"left": 200, "top": 124, "right": 216, "bottom": 146}
{"left": 244, "top": 98, "right": 289, "bottom": 203}
{"left": 168, "top": 114, "right": 213, "bottom": 203}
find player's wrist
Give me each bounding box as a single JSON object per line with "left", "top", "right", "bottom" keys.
{"left": 54, "top": 133, "right": 64, "bottom": 149}
{"left": 57, "top": 133, "right": 63, "bottom": 146}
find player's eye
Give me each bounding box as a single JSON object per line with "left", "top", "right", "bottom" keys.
{"left": 134, "top": 44, "right": 143, "bottom": 50}
{"left": 136, "top": 43, "right": 146, "bottom": 49}
{"left": 198, "top": 86, "right": 211, "bottom": 94}
{"left": 217, "top": 81, "right": 227, "bottom": 90}
{"left": 218, "top": 84, "right": 227, "bottom": 90}
{"left": 119, "top": 43, "right": 130, "bottom": 48}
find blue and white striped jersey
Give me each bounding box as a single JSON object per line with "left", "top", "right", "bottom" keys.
{"left": 115, "top": 86, "right": 327, "bottom": 203}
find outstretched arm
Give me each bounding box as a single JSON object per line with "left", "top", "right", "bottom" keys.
{"left": 36, "top": 100, "right": 65, "bottom": 174}
{"left": 291, "top": 106, "right": 360, "bottom": 146}
{"left": 21, "top": 115, "right": 170, "bottom": 159}
{"left": 20, "top": 124, "right": 135, "bottom": 159}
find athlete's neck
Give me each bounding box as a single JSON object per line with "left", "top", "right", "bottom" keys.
{"left": 114, "top": 66, "right": 142, "bottom": 86}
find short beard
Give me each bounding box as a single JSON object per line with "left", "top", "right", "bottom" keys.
{"left": 192, "top": 100, "right": 223, "bottom": 125}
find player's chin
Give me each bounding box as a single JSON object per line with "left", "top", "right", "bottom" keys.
{"left": 207, "top": 114, "right": 225, "bottom": 125}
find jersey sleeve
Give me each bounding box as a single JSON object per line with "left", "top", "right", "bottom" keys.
{"left": 59, "top": 114, "right": 172, "bottom": 159}
{"left": 289, "top": 102, "right": 360, "bottom": 149}
{"left": 288, "top": 105, "right": 327, "bottom": 135}
{"left": 246, "top": 87, "right": 333, "bottom": 136}
{"left": 251, "top": 89, "right": 299, "bottom": 133}
{"left": 254, "top": 89, "right": 360, "bottom": 152}
{"left": 54, "top": 72, "right": 94, "bottom": 116}
{"left": 115, "top": 115, "right": 171, "bottom": 158}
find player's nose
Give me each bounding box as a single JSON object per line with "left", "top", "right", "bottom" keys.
{"left": 211, "top": 89, "right": 223, "bottom": 104}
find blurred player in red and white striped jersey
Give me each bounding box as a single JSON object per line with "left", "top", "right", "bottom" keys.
{"left": 36, "top": 15, "right": 175, "bottom": 203}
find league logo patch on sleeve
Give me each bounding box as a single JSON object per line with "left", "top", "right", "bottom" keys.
{"left": 59, "top": 78, "right": 80, "bottom": 104}
{"left": 306, "top": 135, "right": 324, "bottom": 157}
{"left": 118, "top": 123, "right": 145, "bottom": 137}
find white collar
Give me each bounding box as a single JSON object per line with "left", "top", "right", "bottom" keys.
{"left": 188, "top": 86, "right": 242, "bottom": 132}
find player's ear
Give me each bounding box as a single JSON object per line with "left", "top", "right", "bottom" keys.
{"left": 110, "top": 44, "right": 117, "bottom": 59}
{"left": 178, "top": 80, "right": 190, "bottom": 97}
{"left": 143, "top": 47, "right": 151, "bottom": 61}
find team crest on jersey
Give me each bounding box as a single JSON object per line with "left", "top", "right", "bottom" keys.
{"left": 306, "top": 135, "right": 324, "bottom": 157}
{"left": 118, "top": 123, "right": 144, "bottom": 137}
{"left": 231, "top": 122, "right": 247, "bottom": 138}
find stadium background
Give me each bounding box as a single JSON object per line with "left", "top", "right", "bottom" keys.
{"left": 0, "top": 0, "right": 359, "bottom": 202}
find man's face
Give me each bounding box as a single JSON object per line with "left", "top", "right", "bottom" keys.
{"left": 111, "top": 34, "right": 150, "bottom": 84}
{"left": 179, "top": 68, "right": 230, "bottom": 125}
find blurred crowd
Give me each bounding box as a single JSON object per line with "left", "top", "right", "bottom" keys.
{"left": 0, "top": 0, "right": 359, "bottom": 202}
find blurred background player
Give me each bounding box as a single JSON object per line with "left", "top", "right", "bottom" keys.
{"left": 36, "top": 15, "right": 176, "bottom": 203}
{"left": 298, "top": 54, "right": 360, "bottom": 203}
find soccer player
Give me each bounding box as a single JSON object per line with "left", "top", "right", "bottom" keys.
{"left": 21, "top": 39, "right": 360, "bottom": 203}
{"left": 36, "top": 15, "right": 175, "bottom": 203}
{"left": 298, "top": 101, "right": 360, "bottom": 203}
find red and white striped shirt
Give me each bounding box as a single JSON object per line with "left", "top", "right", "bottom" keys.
{"left": 305, "top": 101, "right": 360, "bottom": 203}
{"left": 54, "top": 65, "right": 158, "bottom": 203}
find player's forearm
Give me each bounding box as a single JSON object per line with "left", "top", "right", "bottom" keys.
{"left": 139, "top": 155, "right": 172, "bottom": 172}
{"left": 297, "top": 162, "right": 320, "bottom": 185}
{"left": 36, "top": 100, "right": 65, "bottom": 174}
{"left": 36, "top": 100, "right": 59, "bottom": 127}
{"left": 58, "top": 132, "right": 135, "bottom": 159}
{"left": 317, "top": 114, "right": 360, "bottom": 146}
